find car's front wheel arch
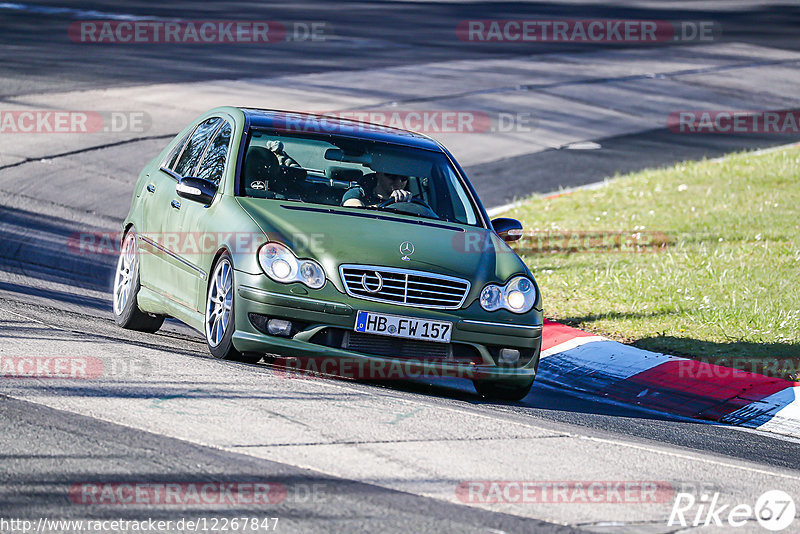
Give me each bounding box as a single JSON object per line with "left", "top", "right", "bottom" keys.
{"left": 206, "top": 246, "right": 233, "bottom": 296}
{"left": 204, "top": 249, "right": 261, "bottom": 364}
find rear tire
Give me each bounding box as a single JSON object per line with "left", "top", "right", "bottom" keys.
{"left": 473, "top": 378, "right": 534, "bottom": 401}
{"left": 113, "top": 230, "right": 164, "bottom": 333}
{"left": 205, "top": 253, "right": 262, "bottom": 364}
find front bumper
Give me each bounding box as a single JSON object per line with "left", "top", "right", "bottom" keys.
{"left": 231, "top": 271, "right": 542, "bottom": 382}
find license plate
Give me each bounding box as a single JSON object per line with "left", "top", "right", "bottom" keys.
{"left": 354, "top": 311, "right": 452, "bottom": 343}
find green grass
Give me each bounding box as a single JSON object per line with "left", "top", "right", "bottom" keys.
{"left": 502, "top": 146, "right": 800, "bottom": 378}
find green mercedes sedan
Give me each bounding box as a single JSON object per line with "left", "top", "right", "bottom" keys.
{"left": 114, "top": 107, "right": 542, "bottom": 400}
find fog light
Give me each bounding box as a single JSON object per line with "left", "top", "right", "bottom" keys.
{"left": 267, "top": 319, "right": 292, "bottom": 337}
{"left": 499, "top": 348, "right": 520, "bottom": 365}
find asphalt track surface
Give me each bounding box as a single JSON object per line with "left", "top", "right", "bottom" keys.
{"left": 1, "top": 1, "right": 800, "bottom": 532}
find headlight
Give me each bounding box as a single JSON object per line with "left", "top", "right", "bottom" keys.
{"left": 480, "top": 276, "right": 536, "bottom": 313}
{"left": 479, "top": 285, "right": 503, "bottom": 310}
{"left": 258, "top": 242, "right": 326, "bottom": 289}
{"left": 299, "top": 260, "right": 325, "bottom": 288}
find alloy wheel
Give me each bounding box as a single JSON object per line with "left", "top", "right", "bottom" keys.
{"left": 113, "top": 233, "right": 136, "bottom": 316}
{"left": 206, "top": 259, "right": 233, "bottom": 347}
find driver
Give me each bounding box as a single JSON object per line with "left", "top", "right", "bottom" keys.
{"left": 342, "top": 171, "right": 412, "bottom": 207}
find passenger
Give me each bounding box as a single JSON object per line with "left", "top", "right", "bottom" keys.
{"left": 341, "top": 171, "right": 412, "bottom": 207}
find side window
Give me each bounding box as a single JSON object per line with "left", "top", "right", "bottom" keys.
{"left": 196, "top": 122, "right": 232, "bottom": 186}
{"left": 173, "top": 118, "right": 221, "bottom": 177}
{"left": 164, "top": 132, "right": 191, "bottom": 170}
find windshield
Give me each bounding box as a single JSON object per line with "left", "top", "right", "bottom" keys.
{"left": 239, "top": 129, "right": 481, "bottom": 226}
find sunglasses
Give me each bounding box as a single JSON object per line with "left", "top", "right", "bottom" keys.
{"left": 383, "top": 173, "right": 408, "bottom": 181}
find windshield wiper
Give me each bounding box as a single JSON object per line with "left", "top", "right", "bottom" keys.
{"left": 360, "top": 205, "right": 443, "bottom": 221}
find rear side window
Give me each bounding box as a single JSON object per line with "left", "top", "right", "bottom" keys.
{"left": 196, "top": 122, "right": 232, "bottom": 185}
{"left": 164, "top": 132, "right": 190, "bottom": 170}
{"left": 173, "top": 118, "right": 221, "bottom": 177}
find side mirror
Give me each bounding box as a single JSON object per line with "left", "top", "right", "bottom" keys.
{"left": 492, "top": 217, "right": 523, "bottom": 242}
{"left": 176, "top": 177, "right": 217, "bottom": 205}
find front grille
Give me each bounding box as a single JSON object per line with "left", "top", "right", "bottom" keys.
{"left": 345, "top": 331, "right": 451, "bottom": 360}
{"left": 308, "top": 328, "right": 484, "bottom": 364}
{"left": 339, "top": 264, "right": 470, "bottom": 310}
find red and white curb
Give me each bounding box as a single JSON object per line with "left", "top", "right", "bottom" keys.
{"left": 539, "top": 320, "right": 800, "bottom": 439}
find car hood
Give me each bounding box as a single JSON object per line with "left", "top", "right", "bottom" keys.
{"left": 237, "top": 199, "right": 529, "bottom": 294}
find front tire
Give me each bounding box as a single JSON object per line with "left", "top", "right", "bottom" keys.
{"left": 205, "top": 253, "right": 261, "bottom": 364}
{"left": 113, "top": 230, "right": 164, "bottom": 333}
{"left": 473, "top": 378, "right": 534, "bottom": 401}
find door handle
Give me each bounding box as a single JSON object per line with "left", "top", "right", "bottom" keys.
{"left": 146, "top": 184, "right": 156, "bottom": 193}
{"left": 170, "top": 200, "right": 181, "bottom": 210}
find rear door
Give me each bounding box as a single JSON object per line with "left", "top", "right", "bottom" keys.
{"left": 138, "top": 130, "right": 192, "bottom": 296}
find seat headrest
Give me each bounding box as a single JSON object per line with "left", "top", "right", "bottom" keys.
{"left": 245, "top": 146, "right": 281, "bottom": 181}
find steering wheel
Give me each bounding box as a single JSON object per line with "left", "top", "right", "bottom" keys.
{"left": 377, "top": 195, "right": 429, "bottom": 209}
{"left": 376, "top": 196, "right": 439, "bottom": 218}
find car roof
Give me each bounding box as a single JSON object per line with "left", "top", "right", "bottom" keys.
{"left": 239, "top": 107, "right": 444, "bottom": 151}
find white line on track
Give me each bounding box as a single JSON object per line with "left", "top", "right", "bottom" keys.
{"left": 0, "top": 305, "right": 68, "bottom": 331}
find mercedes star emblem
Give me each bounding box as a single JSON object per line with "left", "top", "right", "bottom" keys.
{"left": 400, "top": 241, "right": 415, "bottom": 261}
{"left": 361, "top": 272, "right": 384, "bottom": 293}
